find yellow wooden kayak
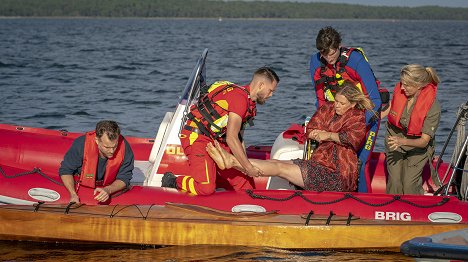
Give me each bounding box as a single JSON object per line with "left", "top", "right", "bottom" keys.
{"left": 0, "top": 203, "right": 465, "bottom": 250}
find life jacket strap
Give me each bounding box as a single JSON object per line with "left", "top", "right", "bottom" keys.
{"left": 186, "top": 83, "right": 255, "bottom": 142}
{"left": 183, "top": 125, "right": 202, "bottom": 134}
{"left": 186, "top": 113, "right": 218, "bottom": 138}
{"left": 246, "top": 117, "right": 255, "bottom": 127}
{"left": 197, "top": 106, "right": 224, "bottom": 134}
{"left": 199, "top": 96, "right": 222, "bottom": 120}
{"left": 315, "top": 75, "right": 336, "bottom": 85}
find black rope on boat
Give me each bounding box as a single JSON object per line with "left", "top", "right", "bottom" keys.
{"left": 346, "top": 212, "right": 353, "bottom": 226}
{"left": 36, "top": 168, "right": 64, "bottom": 186}
{"left": 325, "top": 211, "right": 334, "bottom": 226}
{"left": 246, "top": 189, "right": 303, "bottom": 201}
{"left": 34, "top": 201, "right": 45, "bottom": 212}
{"left": 396, "top": 196, "right": 451, "bottom": 207}
{"left": 0, "top": 166, "right": 39, "bottom": 178}
{"left": 300, "top": 193, "right": 350, "bottom": 205}
{"left": 0, "top": 166, "right": 64, "bottom": 186}
{"left": 246, "top": 190, "right": 451, "bottom": 208}
{"left": 433, "top": 184, "right": 447, "bottom": 196}
{"left": 345, "top": 194, "right": 398, "bottom": 207}
{"left": 247, "top": 190, "right": 351, "bottom": 205}
{"left": 65, "top": 202, "right": 75, "bottom": 214}
{"left": 110, "top": 205, "right": 119, "bottom": 218}
{"left": 339, "top": 194, "right": 451, "bottom": 208}
{"left": 304, "top": 210, "right": 314, "bottom": 226}
{"left": 246, "top": 190, "right": 350, "bottom": 205}
{"left": 59, "top": 129, "right": 68, "bottom": 136}
{"left": 144, "top": 204, "right": 156, "bottom": 220}
{"left": 109, "top": 204, "right": 146, "bottom": 219}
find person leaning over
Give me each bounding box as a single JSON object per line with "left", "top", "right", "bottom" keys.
{"left": 161, "top": 67, "right": 279, "bottom": 195}
{"left": 382, "top": 64, "right": 441, "bottom": 195}
{"left": 59, "top": 120, "right": 134, "bottom": 204}
{"left": 310, "top": 26, "right": 383, "bottom": 192}
{"left": 207, "top": 82, "right": 375, "bottom": 192}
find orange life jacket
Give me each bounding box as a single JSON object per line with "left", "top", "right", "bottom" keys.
{"left": 388, "top": 82, "right": 437, "bottom": 137}
{"left": 186, "top": 81, "right": 256, "bottom": 140}
{"left": 79, "top": 131, "right": 125, "bottom": 188}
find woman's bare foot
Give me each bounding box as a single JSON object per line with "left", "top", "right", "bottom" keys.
{"left": 206, "top": 142, "right": 226, "bottom": 170}
{"left": 213, "top": 141, "right": 235, "bottom": 170}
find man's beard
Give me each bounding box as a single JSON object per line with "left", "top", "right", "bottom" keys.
{"left": 257, "top": 97, "right": 266, "bottom": 105}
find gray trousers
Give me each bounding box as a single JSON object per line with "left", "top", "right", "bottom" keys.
{"left": 385, "top": 149, "right": 429, "bottom": 195}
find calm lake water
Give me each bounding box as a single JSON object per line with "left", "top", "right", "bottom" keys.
{"left": 0, "top": 241, "right": 414, "bottom": 261}
{"left": 1, "top": 18, "right": 467, "bottom": 260}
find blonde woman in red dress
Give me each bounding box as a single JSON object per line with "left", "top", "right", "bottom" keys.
{"left": 207, "top": 82, "right": 376, "bottom": 192}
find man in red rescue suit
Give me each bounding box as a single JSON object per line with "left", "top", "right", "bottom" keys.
{"left": 161, "top": 67, "right": 280, "bottom": 195}
{"left": 59, "top": 120, "right": 134, "bottom": 204}
{"left": 310, "top": 26, "right": 384, "bottom": 192}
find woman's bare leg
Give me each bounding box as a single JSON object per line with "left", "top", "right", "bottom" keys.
{"left": 209, "top": 141, "right": 305, "bottom": 188}
{"left": 249, "top": 159, "right": 305, "bottom": 188}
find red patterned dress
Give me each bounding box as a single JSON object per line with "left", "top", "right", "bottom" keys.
{"left": 293, "top": 102, "right": 366, "bottom": 192}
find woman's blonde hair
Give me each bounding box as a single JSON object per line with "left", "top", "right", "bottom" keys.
{"left": 400, "top": 64, "right": 440, "bottom": 88}
{"left": 336, "top": 82, "right": 377, "bottom": 117}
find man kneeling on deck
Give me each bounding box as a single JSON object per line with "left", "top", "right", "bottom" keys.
{"left": 161, "top": 67, "right": 279, "bottom": 195}
{"left": 59, "top": 120, "right": 134, "bottom": 204}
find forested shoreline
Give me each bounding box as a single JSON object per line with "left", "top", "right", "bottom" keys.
{"left": 1, "top": 0, "right": 467, "bottom": 20}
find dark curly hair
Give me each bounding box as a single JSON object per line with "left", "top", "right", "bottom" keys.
{"left": 95, "top": 120, "right": 120, "bottom": 140}
{"left": 316, "top": 26, "right": 342, "bottom": 54}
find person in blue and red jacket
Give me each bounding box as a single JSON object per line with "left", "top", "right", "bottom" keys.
{"left": 59, "top": 120, "right": 134, "bottom": 204}
{"left": 309, "top": 26, "right": 383, "bottom": 192}
{"left": 162, "top": 67, "right": 279, "bottom": 195}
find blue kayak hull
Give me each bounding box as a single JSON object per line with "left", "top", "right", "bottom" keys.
{"left": 400, "top": 229, "right": 468, "bottom": 260}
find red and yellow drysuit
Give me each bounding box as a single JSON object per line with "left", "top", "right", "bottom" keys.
{"left": 176, "top": 81, "right": 256, "bottom": 195}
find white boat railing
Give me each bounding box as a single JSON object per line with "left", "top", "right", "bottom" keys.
{"left": 145, "top": 49, "right": 208, "bottom": 186}
{"left": 178, "top": 48, "right": 208, "bottom": 135}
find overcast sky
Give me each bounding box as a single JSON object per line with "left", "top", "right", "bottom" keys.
{"left": 267, "top": 0, "right": 468, "bottom": 8}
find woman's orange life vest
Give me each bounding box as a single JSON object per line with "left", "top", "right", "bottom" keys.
{"left": 388, "top": 82, "right": 437, "bottom": 137}
{"left": 79, "top": 131, "right": 126, "bottom": 188}
{"left": 186, "top": 81, "right": 256, "bottom": 140}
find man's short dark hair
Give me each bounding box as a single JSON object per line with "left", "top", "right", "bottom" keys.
{"left": 316, "top": 26, "right": 342, "bottom": 54}
{"left": 96, "top": 120, "right": 120, "bottom": 140}
{"left": 254, "top": 66, "right": 280, "bottom": 83}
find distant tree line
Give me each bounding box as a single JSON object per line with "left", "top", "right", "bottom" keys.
{"left": 1, "top": 0, "right": 467, "bottom": 20}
